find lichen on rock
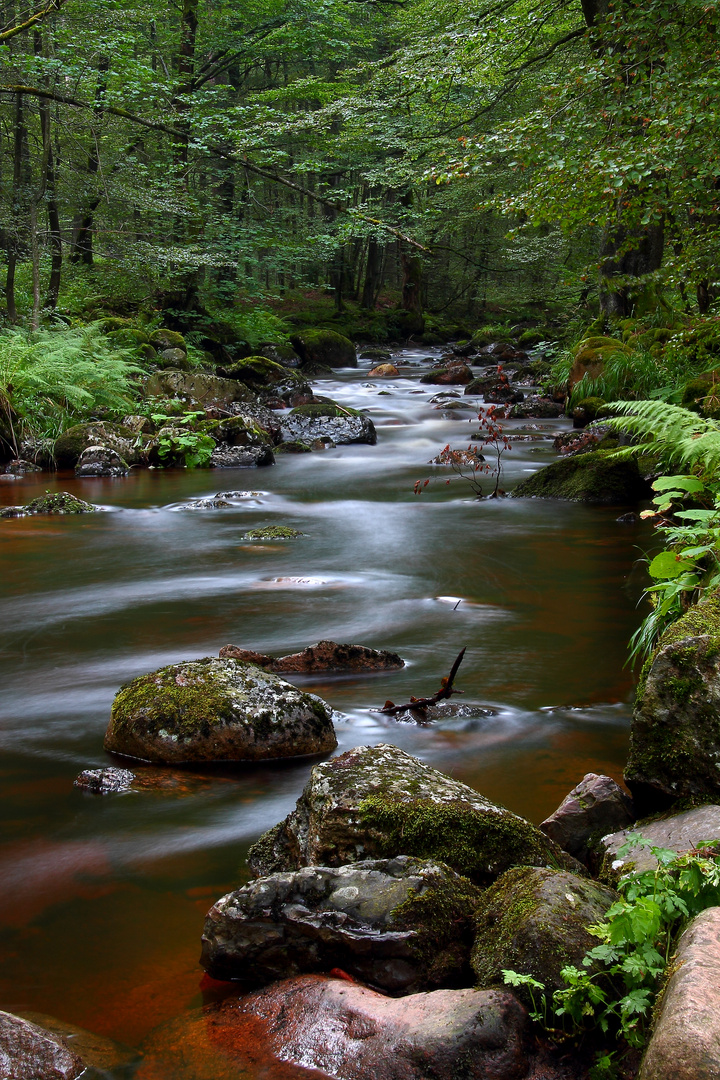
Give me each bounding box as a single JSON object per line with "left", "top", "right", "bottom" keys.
{"left": 247, "top": 743, "right": 582, "bottom": 885}
{"left": 103, "top": 658, "right": 337, "bottom": 764}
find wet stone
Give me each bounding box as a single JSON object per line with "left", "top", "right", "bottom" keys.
{"left": 74, "top": 767, "right": 136, "bottom": 794}
{"left": 0, "top": 1010, "right": 84, "bottom": 1080}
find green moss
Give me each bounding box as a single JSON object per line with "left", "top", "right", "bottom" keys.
{"left": 109, "top": 660, "right": 233, "bottom": 739}
{"left": 149, "top": 329, "right": 187, "bottom": 351}
{"left": 658, "top": 590, "right": 720, "bottom": 650}
{"left": 24, "top": 491, "right": 97, "bottom": 514}
{"left": 244, "top": 526, "right": 304, "bottom": 539}
{"left": 512, "top": 449, "right": 649, "bottom": 503}
{"left": 358, "top": 795, "right": 561, "bottom": 885}
{"left": 275, "top": 441, "right": 312, "bottom": 454}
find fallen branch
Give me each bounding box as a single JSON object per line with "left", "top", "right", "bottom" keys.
{"left": 378, "top": 647, "right": 466, "bottom": 720}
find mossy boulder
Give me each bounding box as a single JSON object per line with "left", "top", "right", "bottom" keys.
{"left": 573, "top": 396, "right": 607, "bottom": 423}
{"left": 569, "top": 336, "right": 631, "bottom": 389}
{"left": 680, "top": 372, "right": 720, "bottom": 417}
{"left": 244, "top": 526, "right": 304, "bottom": 539}
{"left": 201, "top": 856, "right": 483, "bottom": 993}
{"left": 144, "top": 370, "right": 254, "bottom": 409}
{"left": 218, "top": 356, "right": 309, "bottom": 399}
{"left": 471, "top": 867, "right": 616, "bottom": 997}
{"left": 199, "top": 415, "right": 273, "bottom": 449}
{"left": 103, "top": 658, "right": 337, "bottom": 764}
{"left": 53, "top": 422, "right": 147, "bottom": 469}
{"left": 247, "top": 743, "right": 582, "bottom": 886}
{"left": 13, "top": 491, "right": 98, "bottom": 516}
{"left": 512, "top": 449, "right": 650, "bottom": 503}
{"left": 149, "top": 329, "right": 187, "bottom": 353}
{"left": 256, "top": 343, "right": 302, "bottom": 368}
{"left": 625, "top": 591, "right": 720, "bottom": 813}
{"left": 290, "top": 329, "right": 357, "bottom": 368}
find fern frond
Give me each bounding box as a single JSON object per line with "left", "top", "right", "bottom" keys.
{"left": 603, "top": 400, "right": 720, "bottom": 475}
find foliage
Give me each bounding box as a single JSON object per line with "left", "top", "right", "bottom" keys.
{"left": 414, "top": 404, "right": 512, "bottom": 499}
{"left": 567, "top": 347, "right": 697, "bottom": 409}
{"left": 153, "top": 412, "right": 215, "bottom": 469}
{"left": 606, "top": 400, "right": 720, "bottom": 476}
{"left": 0, "top": 323, "right": 144, "bottom": 446}
{"left": 504, "top": 835, "right": 720, "bottom": 1058}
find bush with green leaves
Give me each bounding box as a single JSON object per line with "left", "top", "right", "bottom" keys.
{"left": 0, "top": 323, "right": 145, "bottom": 449}
{"left": 153, "top": 411, "right": 215, "bottom": 469}
{"left": 504, "top": 835, "right": 720, "bottom": 1069}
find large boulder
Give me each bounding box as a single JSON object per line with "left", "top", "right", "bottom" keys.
{"left": 218, "top": 639, "right": 405, "bottom": 673}
{"left": 201, "top": 856, "right": 482, "bottom": 993}
{"left": 512, "top": 449, "right": 650, "bottom": 503}
{"left": 471, "top": 866, "right": 617, "bottom": 997}
{"left": 626, "top": 592, "right": 720, "bottom": 811}
{"left": 419, "top": 364, "right": 473, "bottom": 386}
{"left": 139, "top": 977, "right": 530, "bottom": 1080}
{"left": 569, "top": 336, "right": 631, "bottom": 389}
{"left": 53, "top": 422, "right": 146, "bottom": 469}
{"left": 599, "top": 805, "right": 720, "bottom": 881}
{"left": 540, "top": 773, "right": 635, "bottom": 866}
{"left": 0, "top": 1010, "right": 83, "bottom": 1080}
{"left": 103, "top": 658, "right": 337, "bottom": 764}
{"left": 144, "top": 370, "right": 254, "bottom": 410}
{"left": 247, "top": 743, "right": 582, "bottom": 885}
{"left": 281, "top": 404, "right": 377, "bottom": 446}
{"left": 290, "top": 329, "right": 357, "bottom": 368}
{"left": 639, "top": 907, "right": 720, "bottom": 1080}
{"left": 218, "top": 357, "right": 311, "bottom": 403}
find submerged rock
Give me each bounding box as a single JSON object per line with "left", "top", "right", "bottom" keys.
{"left": 74, "top": 767, "right": 135, "bottom": 793}
{"left": 75, "top": 446, "right": 129, "bottom": 477}
{"left": 201, "top": 856, "right": 482, "bottom": 992}
{"left": 639, "top": 907, "right": 720, "bottom": 1080}
{"left": 419, "top": 363, "right": 473, "bottom": 386}
{"left": 141, "top": 977, "right": 530, "bottom": 1080}
{"left": 512, "top": 449, "right": 649, "bottom": 503}
{"left": 243, "top": 526, "right": 304, "bottom": 540}
{"left": 540, "top": 773, "right": 635, "bottom": 866}
{"left": 471, "top": 866, "right": 616, "bottom": 997}
{"left": 219, "top": 640, "right": 405, "bottom": 673}
{"left": 247, "top": 743, "right": 581, "bottom": 885}
{"left": 0, "top": 1010, "right": 83, "bottom": 1080}
{"left": 103, "top": 657, "right": 337, "bottom": 764}
{"left": 508, "top": 396, "right": 564, "bottom": 419}
{"left": 626, "top": 591, "right": 720, "bottom": 811}
{"left": 15, "top": 1012, "right": 137, "bottom": 1075}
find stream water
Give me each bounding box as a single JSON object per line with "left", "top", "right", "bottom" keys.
{"left": 0, "top": 348, "right": 650, "bottom": 1067}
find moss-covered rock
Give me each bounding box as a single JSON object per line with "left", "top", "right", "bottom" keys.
{"left": 199, "top": 415, "right": 273, "bottom": 449}
{"left": 256, "top": 343, "right": 302, "bottom": 367}
{"left": 201, "top": 856, "right": 483, "bottom": 993}
{"left": 573, "top": 396, "right": 607, "bottom": 422}
{"left": 512, "top": 449, "right": 650, "bottom": 503}
{"left": 569, "top": 336, "right": 630, "bottom": 388}
{"left": 103, "top": 658, "right": 337, "bottom": 764}
{"left": 53, "top": 423, "right": 147, "bottom": 469}
{"left": 23, "top": 491, "right": 98, "bottom": 515}
{"left": 247, "top": 743, "right": 583, "bottom": 886}
{"left": 144, "top": 370, "right": 254, "bottom": 409}
{"left": 471, "top": 867, "right": 616, "bottom": 997}
{"left": 149, "top": 329, "right": 187, "bottom": 353}
{"left": 290, "top": 329, "right": 357, "bottom": 368}
{"left": 625, "top": 591, "right": 720, "bottom": 813}
{"left": 218, "top": 356, "right": 309, "bottom": 399}
{"left": 244, "top": 526, "right": 304, "bottom": 539}
{"left": 680, "top": 372, "right": 720, "bottom": 417}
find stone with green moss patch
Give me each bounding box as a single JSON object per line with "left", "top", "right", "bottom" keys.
{"left": 247, "top": 743, "right": 582, "bottom": 885}
{"left": 290, "top": 328, "right": 357, "bottom": 368}
{"left": 244, "top": 526, "right": 304, "bottom": 540}
{"left": 512, "top": 449, "right": 650, "bottom": 503}
{"left": 281, "top": 404, "right": 376, "bottom": 446}
{"left": 471, "top": 866, "right": 616, "bottom": 997}
{"left": 626, "top": 591, "right": 720, "bottom": 813}
{"left": 201, "top": 855, "right": 482, "bottom": 993}
{"left": 103, "top": 658, "right": 336, "bottom": 764}
{"left": 54, "top": 422, "right": 149, "bottom": 469}
{"left": 10, "top": 491, "right": 99, "bottom": 516}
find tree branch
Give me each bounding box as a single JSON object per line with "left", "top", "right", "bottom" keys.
{"left": 0, "top": 0, "right": 70, "bottom": 42}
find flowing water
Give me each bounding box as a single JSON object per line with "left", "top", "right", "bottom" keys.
{"left": 0, "top": 349, "right": 650, "bottom": 1065}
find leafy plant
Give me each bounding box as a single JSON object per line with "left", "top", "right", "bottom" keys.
{"left": 504, "top": 835, "right": 720, "bottom": 1056}
{"left": 605, "top": 399, "right": 720, "bottom": 476}
{"left": 0, "top": 324, "right": 145, "bottom": 448}
{"left": 414, "top": 404, "right": 512, "bottom": 499}
{"left": 154, "top": 412, "right": 214, "bottom": 469}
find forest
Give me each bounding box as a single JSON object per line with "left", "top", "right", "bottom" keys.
{"left": 4, "top": 1, "right": 720, "bottom": 1079}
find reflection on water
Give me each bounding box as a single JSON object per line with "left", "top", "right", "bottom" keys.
{"left": 0, "top": 351, "right": 650, "bottom": 1058}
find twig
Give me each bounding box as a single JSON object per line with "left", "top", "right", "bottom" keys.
{"left": 378, "top": 647, "right": 466, "bottom": 720}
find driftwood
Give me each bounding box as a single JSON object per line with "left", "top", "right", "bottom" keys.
{"left": 377, "top": 647, "right": 467, "bottom": 721}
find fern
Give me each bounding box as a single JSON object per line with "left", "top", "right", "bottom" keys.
{"left": 603, "top": 400, "right": 720, "bottom": 475}
{"left": 0, "top": 323, "right": 146, "bottom": 442}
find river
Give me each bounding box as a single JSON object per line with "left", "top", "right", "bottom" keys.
{"left": 0, "top": 348, "right": 649, "bottom": 1065}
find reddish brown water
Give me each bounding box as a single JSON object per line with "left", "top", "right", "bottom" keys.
{"left": 0, "top": 352, "right": 650, "bottom": 1070}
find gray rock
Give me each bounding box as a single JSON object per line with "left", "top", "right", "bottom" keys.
{"left": 247, "top": 743, "right": 582, "bottom": 886}
{"left": 75, "top": 445, "right": 130, "bottom": 477}
{"left": 74, "top": 767, "right": 135, "bottom": 793}
{"left": 280, "top": 412, "right": 376, "bottom": 446}
{"left": 141, "top": 976, "right": 530, "bottom": 1080}
{"left": 639, "top": 906, "right": 720, "bottom": 1080}
{"left": 210, "top": 443, "right": 275, "bottom": 468}
{"left": 600, "top": 805, "right": 720, "bottom": 880}
{"left": 158, "top": 347, "right": 189, "bottom": 366}
{"left": 472, "top": 866, "right": 617, "bottom": 996}
{"left": 103, "top": 657, "right": 337, "bottom": 764}
{"left": 626, "top": 592, "right": 720, "bottom": 811}
{"left": 509, "top": 396, "right": 564, "bottom": 419}
{"left": 144, "top": 369, "right": 254, "bottom": 410}
{"left": 54, "top": 421, "right": 147, "bottom": 468}
{"left": 3, "top": 459, "right": 41, "bottom": 475}
{"left": 0, "top": 1010, "right": 83, "bottom": 1080}
{"left": 201, "top": 856, "right": 482, "bottom": 992}
{"left": 540, "top": 772, "right": 635, "bottom": 865}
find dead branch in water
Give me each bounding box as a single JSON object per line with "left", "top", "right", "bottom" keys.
{"left": 377, "top": 647, "right": 466, "bottom": 721}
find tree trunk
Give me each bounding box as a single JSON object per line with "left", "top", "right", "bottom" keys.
{"left": 70, "top": 56, "right": 109, "bottom": 265}
{"left": 600, "top": 212, "right": 665, "bottom": 317}
{"left": 361, "top": 239, "right": 383, "bottom": 308}
{"left": 6, "top": 92, "right": 28, "bottom": 322}
{"left": 401, "top": 251, "right": 423, "bottom": 313}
